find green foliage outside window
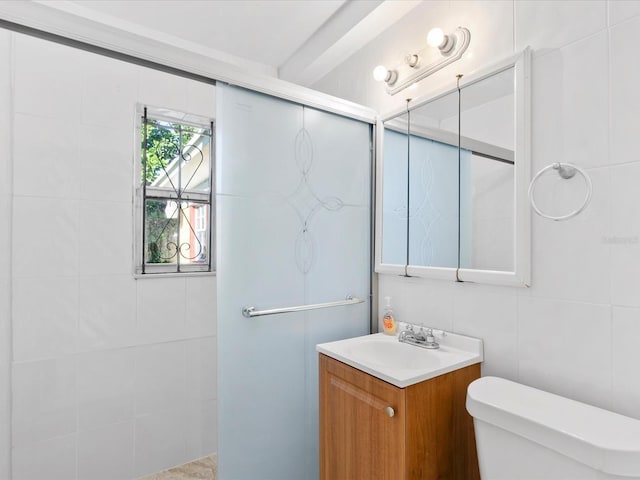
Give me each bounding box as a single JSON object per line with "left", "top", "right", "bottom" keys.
{"left": 141, "top": 120, "right": 195, "bottom": 264}
{"left": 142, "top": 120, "right": 197, "bottom": 185}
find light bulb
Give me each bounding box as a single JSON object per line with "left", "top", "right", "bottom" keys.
{"left": 373, "top": 65, "right": 389, "bottom": 82}
{"left": 427, "top": 28, "right": 445, "bottom": 48}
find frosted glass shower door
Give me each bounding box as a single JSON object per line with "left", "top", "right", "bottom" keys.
{"left": 217, "top": 85, "right": 371, "bottom": 480}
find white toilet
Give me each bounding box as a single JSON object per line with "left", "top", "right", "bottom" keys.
{"left": 466, "top": 376, "right": 640, "bottom": 479}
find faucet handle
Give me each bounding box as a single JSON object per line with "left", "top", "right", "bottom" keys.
{"left": 425, "top": 328, "right": 435, "bottom": 343}
{"left": 430, "top": 328, "right": 446, "bottom": 338}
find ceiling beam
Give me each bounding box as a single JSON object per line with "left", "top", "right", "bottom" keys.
{"left": 279, "top": 0, "right": 422, "bottom": 87}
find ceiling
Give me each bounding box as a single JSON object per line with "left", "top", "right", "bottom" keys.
{"left": 60, "top": 0, "right": 421, "bottom": 86}
{"left": 70, "top": 0, "right": 346, "bottom": 69}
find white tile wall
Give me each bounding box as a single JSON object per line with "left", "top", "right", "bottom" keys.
{"left": 78, "top": 276, "right": 137, "bottom": 351}
{"left": 315, "top": 0, "right": 640, "bottom": 417}
{"left": 609, "top": 16, "right": 640, "bottom": 166}
{"left": 6, "top": 31, "right": 218, "bottom": 479}
{"left": 185, "top": 276, "right": 218, "bottom": 338}
{"left": 77, "top": 422, "right": 134, "bottom": 480}
{"left": 136, "top": 277, "right": 188, "bottom": 344}
{"left": 13, "top": 276, "right": 79, "bottom": 361}
{"left": 13, "top": 36, "right": 82, "bottom": 120}
{"left": 517, "top": 297, "right": 612, "bottom": 409}
{"left": 134, "top": 409, "right": 189, "bottom": 478}
{"left": 186, "top": 399, "right": 218, "bottom": 460}
{"left": 531, "top": 30, "right": 609, "bottom": 172}
{"left": 451, "top": 283, "right": 519, "bottom": 379}
{"left": 185, "top": 337, "right": 218, "bottom": 402}
{"left": 78, "top": 201, "right": 133, "bottom": 276}
{"left": 12, "top": 197, "right": 79, "bottom": 277}
{"left": 0, "top": 27, "right": 12, "bottom": 480}
{"left": 515, "top": 1, "right": 607, "bottom": 53}
{"left": 138, "top": 67, "right": 191, "bottom": 113}
{"left": 77, "top": 125, "right": 133, "bottom": 202}
{"left": 13, "top": 112, "right": 79, "bottom": 198}
{"left": 135, "top": 342, "right": 187, "bottom": 416}
{"left": 12, "top": 434, "right": 77, "bottom": 480}
{"left": 379, "top": 275, "right": 455, "bottom": 332}
{"left": 186, "top": 79, "right": 217, "bottom": 118}
{"left": 77, "top": 349, "right": 135, "bottom": 430}
{"left": 79, "top": 54, "right": 139, "bottom": 130}
{"left": 612, "top": 306, "right": 640, "bottom": 417}
{"left": 608, "top": 0, "right": 640, "bottom": 25}
{"left": 610, "top": 163, "right": 640, "bottom": 307}
{"left": 12, "top": 357, "right": 77, "bottom": 446}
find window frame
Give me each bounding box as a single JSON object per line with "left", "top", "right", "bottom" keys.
{"left": 133, "top": 104, "right": 216, "bottom": 277}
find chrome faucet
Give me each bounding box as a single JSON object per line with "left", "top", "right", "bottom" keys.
{"left": 398, "top": 324, "right": 415, "bottom": 343}
{"left": 398, "top": 324, "right": 440, "bottom": 349}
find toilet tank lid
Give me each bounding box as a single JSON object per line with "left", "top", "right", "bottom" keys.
{"left": 466, "top": 376, "right": 640, "bottom": 477}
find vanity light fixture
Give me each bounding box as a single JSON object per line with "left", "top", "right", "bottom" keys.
{"left": 373, "top": 26, "right": 471, "bottom": 95}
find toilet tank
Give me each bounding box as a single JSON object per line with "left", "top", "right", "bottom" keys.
{"left": 466, "top": 376, "right": 640, "bottom": 479}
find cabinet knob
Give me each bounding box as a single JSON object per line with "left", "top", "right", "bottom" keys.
{"left": 385, "top": 406, "right": 395, "bottom": 418}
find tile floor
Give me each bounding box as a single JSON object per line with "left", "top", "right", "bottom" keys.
{"left": 141, "top": 455, "right": 217, "bottom": 480}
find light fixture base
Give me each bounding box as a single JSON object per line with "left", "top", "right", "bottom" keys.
{"left": 385, "top": 27, "right": 471, "bottom": 96}
{"left": 405, "top": 53, "right": 420, "bottom": 68}
{"left": 386, "top": 69, "right": 398, "bottom": 85}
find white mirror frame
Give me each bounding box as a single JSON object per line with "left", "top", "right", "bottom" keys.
{"left": 375, "top": 47, "right": 531, "bottom": 287}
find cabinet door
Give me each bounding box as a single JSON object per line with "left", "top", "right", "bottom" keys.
{"left": 320, "top": 355, "right": 406, "bottom": 480}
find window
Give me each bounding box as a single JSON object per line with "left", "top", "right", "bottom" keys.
{"left": 135, "top": 106, "right": 214, "bottom": 275}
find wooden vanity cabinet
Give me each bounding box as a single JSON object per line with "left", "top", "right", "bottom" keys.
{"left": 319, "top": 354, "right": 480, "bottom": 480}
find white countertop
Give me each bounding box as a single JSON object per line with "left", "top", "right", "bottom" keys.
{"left": 317, "top": 331, "right": 483, "bottom": 388}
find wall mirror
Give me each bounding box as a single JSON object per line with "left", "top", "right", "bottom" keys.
{"left": 375, "top": 48, "right": 531, "bottom": 286}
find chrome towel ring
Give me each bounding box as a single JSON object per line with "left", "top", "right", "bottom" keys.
{"left": 528, "top": 162, "right": 592, "bottom": 221}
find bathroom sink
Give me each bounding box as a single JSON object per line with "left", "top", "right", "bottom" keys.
{"left": 316, "top": 331, "right": 483, "bottom": 388}
{"left": 343, "top": 339, "right": 446, "bottom": 370}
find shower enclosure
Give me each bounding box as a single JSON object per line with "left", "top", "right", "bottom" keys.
{"left": 216, "top": 84, "right": 373, "bottom": 479}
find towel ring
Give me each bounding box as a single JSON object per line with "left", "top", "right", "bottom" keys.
{"left": 528, "top": 162, "right": 592, "bottom": 221}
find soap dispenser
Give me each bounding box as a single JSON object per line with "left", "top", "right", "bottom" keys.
{"left": 382, "top": 296, "right": 397, "bottom": 335}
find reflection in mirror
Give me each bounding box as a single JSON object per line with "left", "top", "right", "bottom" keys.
{"left": 459, "top": 67, "right": 515, "bottom": 272}
{"left": 381, "top": 112, "right": 409, "bottom": 265}
{"left": 408, "top": 91, "right": 464, "bottom": 268}
{"left": 381, "top": 91, "right": 466, "bottom": 268}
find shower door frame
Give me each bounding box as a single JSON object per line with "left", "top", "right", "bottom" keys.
{"left": 216, "top": 85, "right": 378, "bottom": 479}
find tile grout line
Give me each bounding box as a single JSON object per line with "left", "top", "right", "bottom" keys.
{"left": 7, "top": 29, "right": 15, "bottom": 480}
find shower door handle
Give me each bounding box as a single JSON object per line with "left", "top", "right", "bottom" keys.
{"left": 242, "top": 294, "right": 364, "bottom": 318}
